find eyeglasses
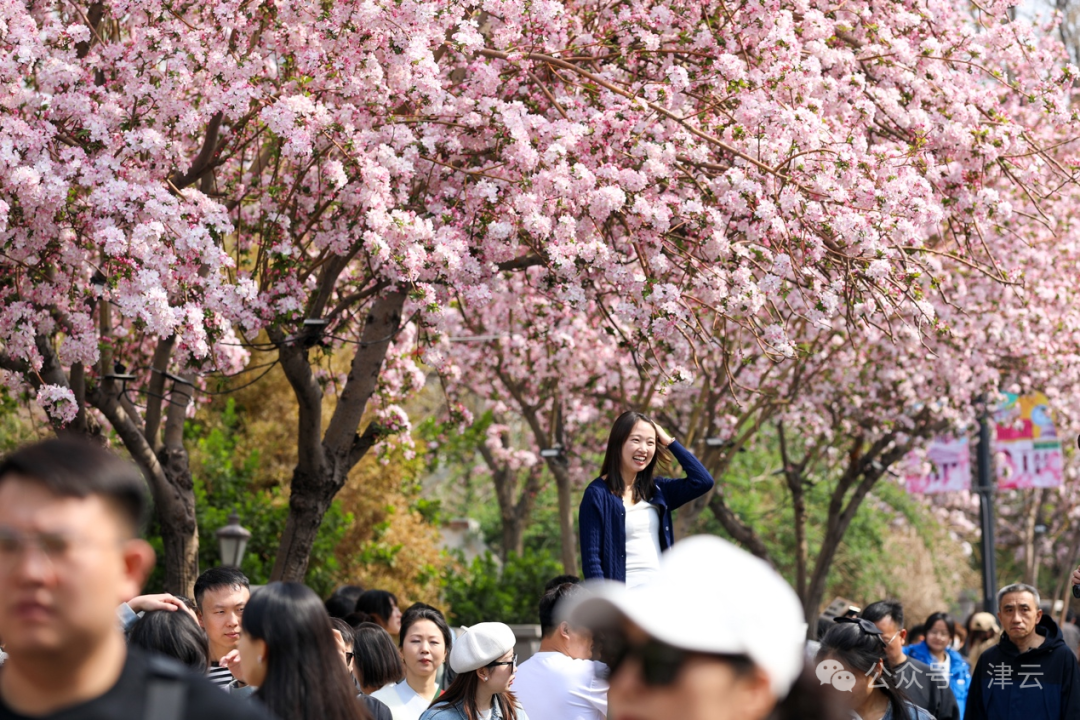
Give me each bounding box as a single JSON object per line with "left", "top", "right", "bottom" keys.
{"left": 604, "top": 633, "right": 748, "bottom": 687}
{"left": 0, "top": 528, "right": 94, "bottom": 571}
{"left": 487, "top": 654, "right": 518, "bottom": 670}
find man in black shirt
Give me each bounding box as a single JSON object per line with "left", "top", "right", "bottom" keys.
{"left": 863, "top": 600, "right": 961, "bottom": 720}
{"left": 0, "top": 438, "right": 270, "bottom": 720}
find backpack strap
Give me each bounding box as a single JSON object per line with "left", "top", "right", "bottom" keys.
{"left": 144, "top": 655, "right": 188, "bottom": 720}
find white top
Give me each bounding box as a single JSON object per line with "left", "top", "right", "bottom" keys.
{"left": 477, "top": 709, "right": 493, "bottom": 720}
{"left": 513, "top": 651, "right": 608, "bottom": 720}
{"left": 624, "top": 500, "right": 662, "bottom": 588}
{"left": 372, "top": 680, "right": 434, "bottom": 720}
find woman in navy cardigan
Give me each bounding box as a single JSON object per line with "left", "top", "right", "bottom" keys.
{"left": 578, "top": 411, "right": 714, "bottom": 587}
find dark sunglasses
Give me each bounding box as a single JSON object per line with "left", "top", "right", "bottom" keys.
{"left": 604, "top": 633, "right": 749, "bottom": 687}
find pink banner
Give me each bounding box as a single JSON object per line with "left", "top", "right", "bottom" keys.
{"left": 905, "top": 437, "right": 971, "bottom": 494}
{"left": 994, "top": 392, "right": 1063, "bottom": 490}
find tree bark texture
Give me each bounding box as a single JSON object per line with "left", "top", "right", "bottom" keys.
{"left": 548, "top": 459, "right": 579, "bottom": 576}
{"left": 91, "top": 375, "right": 199, "bottom": 597}
{"left": 271, "top": 290, "right": 406, "bottom": 582}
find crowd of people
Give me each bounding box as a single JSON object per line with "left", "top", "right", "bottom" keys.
{"left": 6, "top": 419, "right": 1080, "bottom": 720}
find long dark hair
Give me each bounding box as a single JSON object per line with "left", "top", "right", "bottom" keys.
{"left": 431, "top": 668, "right": 520, "bottom": 720}
{"left": 243, "top": 582, "right": 370, "bottom": 720}
{"left": 600, "top": 411, "right": 671, "bottom": 503}
{"left": 817, "top": 621, "right": 912, "bottom": 720}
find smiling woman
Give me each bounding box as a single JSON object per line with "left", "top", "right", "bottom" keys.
{"left": 578, "top": 411, "right": 714, "bottom": 587}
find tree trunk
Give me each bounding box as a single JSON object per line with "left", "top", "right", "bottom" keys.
{"left": 156, "top": 370, "right": 199, "bottom": 597}
{"left": 547, "top": 460, "right": 578, "bottom": 575}
{"left": 273, "top": 464, "right": 346, "bottom": 582}
{"left": 790, "top": 480, "right": 809, "bottom": 603}
{"left": 1053, "top": 525, "right": 1080, "bottom": 626}
{"left": 271, "top": 290, "right": 406, "bottom": 582}
{"left": 778, "top": 424, "right": 809, "bottom": 601}
{"left": 707, "top": 491, "right": 772, "bottom": 562}
{"left": 672, "top": 487, "right": 714, "bottom": 540}
{"left": 91, "top": 382, "right": 200, "bottom": 596}
{"left": 482, "top": 444, "right": 544, "bottom": 562}
{"left": 803, "top": 440, "right": 908, "bottom": 622}
{"left": 491, "top": 465, "right": 524, "bottom": 561}
{"left": 17, "top": 327, "right": 201, "bottom": 597}
{"left": 1022, "top": 489, "right": 1046, "bottom": 587}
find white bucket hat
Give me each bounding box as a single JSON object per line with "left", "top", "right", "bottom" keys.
{"left": 565, "top": 535, "right": 807, "bottom": 696}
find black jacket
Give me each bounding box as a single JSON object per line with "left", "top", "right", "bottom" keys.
{"left": 965, "top": 615, "right": 1080, "bottom": 720}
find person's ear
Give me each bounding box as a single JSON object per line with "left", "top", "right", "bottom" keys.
{"left": 899, "top": 628, "right": 907, "bottom": 644}
{"left": 559, "top": 621, "right": 573, "bottom": 640}
{"left": 118, "top": 538, "right": 156, "bottom": 604}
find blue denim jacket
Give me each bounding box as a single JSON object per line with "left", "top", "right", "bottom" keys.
{"left": 419, "top": 700, "right": 529, "bottom": 720}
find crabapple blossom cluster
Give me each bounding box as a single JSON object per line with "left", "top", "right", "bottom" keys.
{"left": 2, "top": 0, "right": 1079, "bottom": 451}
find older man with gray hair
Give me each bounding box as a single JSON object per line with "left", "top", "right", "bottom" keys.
{"left": 964, "top": 582, "right": 1080, "bottom": 720}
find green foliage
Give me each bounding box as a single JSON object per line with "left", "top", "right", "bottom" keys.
{"left": 145, "top": 398, "right": 349, "bottom": 597}
{"left": 418, "top": 411, "right": 574, "bottom": 561}
{"left": 0, "top": 387, "right": 38, "bottom": 453}
{"left": 686, "top": 427, "right": 960, "bottom": 608}
{"left": 442, "top": 548, "right": 563, "bottom": 626}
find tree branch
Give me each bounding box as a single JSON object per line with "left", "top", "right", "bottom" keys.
{"left": 170, "top": 111, "right": 225, "bottom": 190}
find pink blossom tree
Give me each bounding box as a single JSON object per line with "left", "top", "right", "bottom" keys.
{"left": 4, "top": 0, "right": 1080, "bottom": 589}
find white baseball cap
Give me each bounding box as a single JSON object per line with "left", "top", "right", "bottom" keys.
{"left": 565, "top": 535, "right": 807, "bottom": 696}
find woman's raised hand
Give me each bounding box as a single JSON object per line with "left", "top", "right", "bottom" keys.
{"left": 655, "top": 426, "right": 674, "bottom": 447}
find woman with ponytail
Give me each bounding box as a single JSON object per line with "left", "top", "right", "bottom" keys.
{"left": 816, "top": 618, "right": 933, "bottom": 720}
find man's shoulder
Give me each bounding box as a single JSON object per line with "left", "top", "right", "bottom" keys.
{"left": 161, "top": 668, "right": 269, "bottom": 720}
{"left": 182, "top": 676, "right": 270, "bottom": 720}
{"left": 1037, "top": 638, "right": 1080, "bottom": 668}
{"left": 518, "top": 653, "right": 603, "bottom": 677}
{"left": 137, "top": 652, "right": 270, "bottom": 720}
{"left": 0, "top": 650, "right": 270, "bottom": 720}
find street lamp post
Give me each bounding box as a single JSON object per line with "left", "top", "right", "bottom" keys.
{"left": 216, "top": 511, "right": 252, "bottom": 568}
{"left": 975, "top": 400, "right": 998, "bottom": 614}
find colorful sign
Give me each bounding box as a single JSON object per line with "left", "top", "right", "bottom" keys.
{"left": 905, "top": 437, "right": 972, "bottom": 494}
{"left": 994, "top": 392, "right": 1064, "bottom": 489}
